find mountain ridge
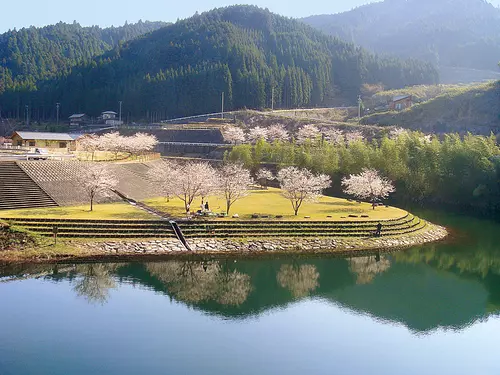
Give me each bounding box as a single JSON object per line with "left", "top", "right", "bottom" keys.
{"left": 0, "top": 5, "right": 438, "bottom": 122}
{"left": 0, "top": 20, "right": 169, "bottom": 94}
{"left": 302, "top": 0, "right": 500, "bottom": 80}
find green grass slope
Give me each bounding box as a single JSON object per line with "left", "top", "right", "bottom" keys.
{"left": 362, "top": 81, "right": 500, "bottom": 135}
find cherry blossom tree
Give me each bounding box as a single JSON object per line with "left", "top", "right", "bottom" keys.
{"left": 277, "top": 167, "right": 331, "bottom": 216}
{"left": 149, "top": 161, "right": 217, "bottom": 213}
{"left": 323, "top": 128, "right": 344, "bottom": 145}
{"left": 217, "top": 163, "right": 253, "bottom": 215}
{"left": 342, "top": 168, "right": 395, "bottom": 209}
{"left": 223, "top": 126, "right": 246, "bottom": 144}
{"left": 296, "top": 124, "right": 321, "bottom": 145}
{"left": 147, "top": 160, "right": 175, "bottom": 200}
{"left": 131, "top": 133, "right": 158, "bottom": 160}
{"left": 78, "top": 164, "right": 118, "bottom": 211}
{"left": 267, "top": 124, "right": 289, "bottom": 143}
{"left": 256, "top": 168, "right": 274, "bottom": 189}
{"left": 345, "top": 131, "right": 364, "bottom": 145}
{"left": 388, "top": 127, "right": 408, "bottom": 140}
{"left": 98, "top": 132, "right": 126, "bottom": 160}
{"left": 247, "top": 126, "right": 269, "bottom": 144}
{"left": 77, "top": 135, "right": 100, "bottom": 161}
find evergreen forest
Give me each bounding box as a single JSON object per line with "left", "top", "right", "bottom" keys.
{"left": 0, "top": 6, "right": 438, "bottom": 122}
{"left": 0, "top": 20, "right": 167, "bottom": 95}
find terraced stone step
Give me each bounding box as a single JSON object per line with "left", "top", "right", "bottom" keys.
{"left": 25, "top": 227, "right": 176, "bottom": 234}
{"left": 31, "top": 233, "right": 177, "bottom": 238}
{"left": 6, "top": 223, "right": 172, "bottom": 230}
{"left": 0, "top": 162, "right": 58, "bottom": 210}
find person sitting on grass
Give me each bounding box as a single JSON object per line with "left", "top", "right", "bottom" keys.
{"left": 375, "top": 222, "right": 382, "bottom": 237}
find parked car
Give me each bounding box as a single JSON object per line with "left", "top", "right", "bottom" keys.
{"left": 27, "top": 148, "right": 49, "bottom": 160}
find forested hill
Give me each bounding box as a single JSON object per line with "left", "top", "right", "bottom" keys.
{"left": 0, "top": 20, "right": 168, "bottom": 94}
{"left": 302, "top": 0, "right": 500, "bottom": 80}
{"left": 0, "top": 6, "right": 438, "bottom": 122}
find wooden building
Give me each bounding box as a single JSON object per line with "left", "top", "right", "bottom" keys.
{"left": 69, "top": 114, "right": 88, "bottom": 128}
{"left": 389, "top": 95, "right": 413, "bottom": 111}
{"left": 11, "top": 132, "right": 77, "bottom": 151}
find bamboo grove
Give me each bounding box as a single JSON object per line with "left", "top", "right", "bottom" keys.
{"left": 226, "top": 132, "right": 500, "bottom": 215}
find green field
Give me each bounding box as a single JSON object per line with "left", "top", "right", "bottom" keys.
{"left": 0, "top": 202, "right": 155, "bottom": 220}
{"left": 143, "top": 188, "right": 406, "bottom": 221}
{"left": 0, "top": 189, "right": 406, "bottom": 222}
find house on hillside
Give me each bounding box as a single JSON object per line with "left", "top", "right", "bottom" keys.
{"left": 69, "top": 114, "right": 88, "bottom": 128}
{"left": 101, "top": 111, "right": 117, "bottom": 120}
{"left": 389, "top": 95, "right": 413, "bottom": 111}
{"left": 11, "top": 131, "right": 77, "bottom": 151}
{"left": 99, "top": 111, "right": 123, "bottom": 126}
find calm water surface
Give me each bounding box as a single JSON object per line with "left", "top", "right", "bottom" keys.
{"left": 1, "top": 211, "right": 500, "bottom": 375}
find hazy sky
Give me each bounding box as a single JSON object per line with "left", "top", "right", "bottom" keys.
{"left": 1, "top": 0, "right": 375, "bottom": 33}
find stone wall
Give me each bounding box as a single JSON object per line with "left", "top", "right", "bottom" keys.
{"left": 79, "top": 223, "right": 448, "bottom": 256}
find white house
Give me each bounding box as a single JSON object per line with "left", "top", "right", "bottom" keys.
{"left": 101, "top": 111, "right": 118, "bottom": 120}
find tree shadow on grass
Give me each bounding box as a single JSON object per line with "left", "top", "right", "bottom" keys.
{"left": 320, "top": 201, "right": 361, "bottom": 207}
{"left": 110, "top": 212, "right": 153, "bottom": 220}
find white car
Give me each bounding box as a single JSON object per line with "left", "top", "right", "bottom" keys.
{"left": 27, "top": 148, "right": 49, "bottom": 160}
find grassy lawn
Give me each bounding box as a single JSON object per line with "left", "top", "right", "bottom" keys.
{"left": 0, "top": 202, "right": 155, "bottom": 220}
{"left": 142, "top": 188, "right": 407, "bottom": 221}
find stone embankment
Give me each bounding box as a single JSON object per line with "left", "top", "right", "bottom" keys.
{"left": 79, "top": 223, "right": 448, "bottom": 256}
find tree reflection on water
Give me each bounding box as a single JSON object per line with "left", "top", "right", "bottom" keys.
{"left": 72, "top": 264, "right": 121, "bottom": 304}
{"left": 348, "top": 255, "right": 391, "bottom": 285}
{"left": 277, "top": 264, "right": 319, "bottom": 298}
{"left": 145, "top": 261, "right": 252, "bottom": 306}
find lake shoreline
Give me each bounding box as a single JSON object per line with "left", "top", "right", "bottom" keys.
{"left": 0, "top": 222, "right": 448, "bottom": 265}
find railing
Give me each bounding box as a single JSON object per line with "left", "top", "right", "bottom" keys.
{"left": 0, "top": 145, "right": 28, "bottom": 151}
{"left": 157, "top": 141, "right": 230, "bottom": 147}
{"left": 170, "top": 221, "right": 192, "bottom": 251}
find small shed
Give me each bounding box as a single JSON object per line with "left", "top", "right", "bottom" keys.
{"left": 11, "top": 132, "right": 76, "bottom": 150}
{"left": 389, "top": 95, "right": 413, "bottom": 111}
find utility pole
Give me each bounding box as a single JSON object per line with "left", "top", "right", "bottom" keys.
{"left": 25, "top": 105, "right": 29, "bottom": 127}
{"left": 271, "top": 86, "right": 274, "bottom": 111}
{"left": 221, "top": 92, "right": 225, "bottom": 119}
{"left": 56, "top": 103, "right": 60, "bottom": 126}
{"left": 119, "top": 101, "right": 123, "bottom": 124}
{"left": 357, "top": 95, "right": 362, "bottom": 124}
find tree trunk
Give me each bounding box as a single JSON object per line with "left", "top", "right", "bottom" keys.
{"left": 90, "top": 197, "right": 93, "bottom": 212}
{"left": 226, "top": 200, "right": 231, "bottom": 215}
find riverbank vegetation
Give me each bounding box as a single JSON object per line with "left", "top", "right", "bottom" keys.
{"left": 226, "top": 130, "right": 500, "bottom": 216}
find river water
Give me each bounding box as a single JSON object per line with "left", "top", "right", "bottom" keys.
{"left": 1, "top": 211, "right": 499, "bottom": 375}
